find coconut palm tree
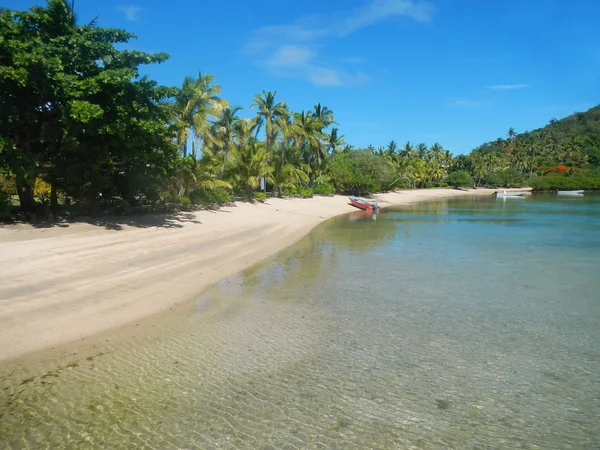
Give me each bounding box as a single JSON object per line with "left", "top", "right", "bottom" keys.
{"left": 173, "top": 72, "right": 227, "bottom": 157}
{"left": 325, "top": 128, "right": 346, "bottom": 155}
{"left": 401, "top": 141, "right": 414, "bottom": 159}
{"left": 312, "top": 103, "right": 336, "bottom": 129}
{"left": 271, "top": 145, "right": 310, "bottom": 198}
{"left": 293, "top": 111, "right": 324, "bottom": 174}
{"left": 250, "top": 91, "right": 287, "bottom": 160}
{"left": 416, "top": 143, "right": 429, "bottom": 160}
{"left": 210, "top": 106, "right": 242, "bottom": 179}
{"left": 230, "top": 141, "right": 272, "bottom": 199}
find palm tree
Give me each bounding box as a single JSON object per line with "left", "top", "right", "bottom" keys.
{"left": 324, "top": 128, "right": 346, "bottom": 155}
{"left": 386, "top": 140, "right": 398, "bottom": 156}
{"left": 210, "top": 106, "right": 242, "bottom": 179}
{"left": 416, "top": 143, "right": 429, "bottom": 160}
{"left": 293, "top": 111, "right": 324, "bottom": 175}
{"left": 401, "top": 141, "right": 414, "bottom": 159}
{"left": 312, "top": 103, "right": 336, "bottom": 129}
{"left": 173, "top": 72, "right": 227, "bottom": 157}
{"left": 250, "top": 91, "right": 287, "bottom": 160}
{"left": 230, "top": 141, "right": 272, "bottom": 199}
{"left": 271, "top": 146, "right": 310, "bottom": 198}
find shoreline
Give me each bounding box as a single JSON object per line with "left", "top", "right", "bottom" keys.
{"left": 0, "top": 188, "right": 527, "bottom": 363}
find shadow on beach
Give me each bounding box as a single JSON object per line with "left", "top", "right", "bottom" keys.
{"left": 4, "top": 205, "right": 234, "bottom": 231}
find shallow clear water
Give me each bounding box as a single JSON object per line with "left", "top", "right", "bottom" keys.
{"left": 2, "top": 194, "right": 600, "bottom": 449}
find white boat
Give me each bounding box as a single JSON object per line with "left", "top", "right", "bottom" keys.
{"left": 556, "top": 190, "right": 584, "bottom": 196}
{"left": 495, "top": 190, "right": 526, "bottom": 198}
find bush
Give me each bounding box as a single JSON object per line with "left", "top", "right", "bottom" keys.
{"left": 189, "top": 188, "right": 232, "bottom": 205}
{"left": 312, "top": 182, "right": 335, "bottom": 196}
{"left": 254, "top": 191, "right": 267, "bottom": 202}
{"left": 328, "top": 150, "right": 395, "bottom": 195}
{"left": 177, "top": 196, "right": 192, "bottom": 208}
{"left": 484, "top": 168, "right": 526, "bottom": 188}
{"left": 0, "top": 190, "right": 11, "bottom": 218}
{"left": 296, "top": 186, "right": 314, "bottom": 198}
{"left": 445, "top": 170, "right": 473, "bottom": 187}
{"left": 530, "top": 174, "right": 600, "bottom": 190}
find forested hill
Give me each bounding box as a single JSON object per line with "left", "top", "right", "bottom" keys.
{"left": 475, "top": 104, "right": 600, "bottom": 166}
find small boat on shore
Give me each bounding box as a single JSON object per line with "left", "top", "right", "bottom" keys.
{"left": 495, "top": 190, "right": 526, "bottom": 198}
{"left": 557, "top": 190, "right": 584, "bottom": 196}
{"left": 348, "top": 196, "right": 379, "bottom": 212}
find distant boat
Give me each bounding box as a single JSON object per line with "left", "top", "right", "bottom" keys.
{"left": 348, "top": 196, "right": 379, "bottom": 212}
{"left": 556, "top": 190, "right": 584, "bottom": 196}
{"left": 495, "top": 190, "right": 526, "bottom": 198}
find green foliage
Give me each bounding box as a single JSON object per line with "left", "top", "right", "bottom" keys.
{"left": 329, "top": 150, "right": 395, "bottom": 195}
{"left": 484, "top": 168, "right": 526, "bottom": 187}
{"left": 253, "top": 192, "right": 267, "bottom": 202}
{"left": 0, "top": 1, "right": 177, "bottom": 212}
{"left": 189, "top": 187, "right": 232, "bottom": 205}
{"left": 529, "top": 174, "right": 600, "bottom": 190}
{"left": 296, "top": 186, "right": 314, "bottom": 198}
{"left": 312, "top": 182, "right": 335, "bottom": 195}
{"left": 0, "top": 190, "right": 11, "bottom": 218}
{"left": 445, "top": 170, "right": 473, "bottom": 187}
{"left": 176, "top": 196, "right": 192, "bottom": 208}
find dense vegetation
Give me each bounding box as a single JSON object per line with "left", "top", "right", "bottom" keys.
{"left": 1, "top": 1, "right": 599, "bottom": 221}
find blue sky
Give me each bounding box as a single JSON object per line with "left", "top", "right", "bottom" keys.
{"left": 8, "top": 0, "right": 600, "bottom": 154}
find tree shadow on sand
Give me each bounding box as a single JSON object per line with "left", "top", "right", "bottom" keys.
{"left": 24, "top": 211, "right": 205, "bottom": 231}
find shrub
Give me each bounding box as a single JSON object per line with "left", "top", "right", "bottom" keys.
{"left": 445, "top": 170, "right": 473, "bottom": 187}
{"left": 177, "top": 196, "right": 192, "bottom": 208}
{"left": 484, "top": 168, "right": 526, "bottom": 188}
{"left": 296, "top": 186, "right": 314, "bottom": 198}
{"left": 282, "top": 187, "right": 297, "bottom": 197}
{"left": 0, "top": 190, "right": 11, "bottom": 219}
{"left": 189, "top": 188, "right": 232, "bottom": 205}
{"left": 254, "top": 191, "right": 267, "bottom": 202}
{"left": 530, "top": 174, "right": 600, "bottom": 190}
{"left": 328, "top": 150, "right": 395, "bottom": 195}
{"left": 312, "top": 182, "right": 335, "bottom": 196}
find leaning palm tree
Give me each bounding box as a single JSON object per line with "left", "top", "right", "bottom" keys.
{"left": 251, "top": 91, "right": 287, "bottom": 160}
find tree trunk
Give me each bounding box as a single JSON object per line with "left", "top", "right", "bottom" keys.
{"left": 219, "top": 140, "right": 229, "bottom": 180}
{"left": 16, "top": 176, "right": 35, "bottom": 213}
{"left": 50, "top": 183, "right": 58, "bottom": 209}
{"left": 278, "top": 185, "right": 283, "bottom": 198}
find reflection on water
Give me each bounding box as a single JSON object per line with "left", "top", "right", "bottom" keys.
{"left": 1, "top": 194, "right": 600, "bottom": 448}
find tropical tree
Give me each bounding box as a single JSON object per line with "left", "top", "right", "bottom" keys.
{"left": 230, "top": 141, "right": 272, "bottom": 198}
{"left": 250, "top": 91, "right": 287, "bottom": 160}
{"left": 172, "top": 72, "right": 226, "bottom": 157}
{"left": 325, "top": 128, "right": 346, "bottom": 155}
{"left": 210, "top": 107, "right": 242, "bottom": 179}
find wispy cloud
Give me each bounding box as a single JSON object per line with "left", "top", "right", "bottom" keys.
{"left": 445, "top": 98, "right": 482, "bottom": 108}
{"left": 246, "top": 0, "right": 434, "bottom": 87}
{"left": 117, "top": 5, "right": 142, "bottom": 21}
{"left": 487, "top": 84, "right": 529, "bottom": 91}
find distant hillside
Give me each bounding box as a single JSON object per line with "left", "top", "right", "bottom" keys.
{"left": 475, "top": 104, "right": 600, "bottom": 166}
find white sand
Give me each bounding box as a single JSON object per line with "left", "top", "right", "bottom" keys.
{"left": 0, "top": 188, "right": 528, "bottom": 361}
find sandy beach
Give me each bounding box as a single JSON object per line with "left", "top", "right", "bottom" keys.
{"left": 0, "top": 188, "right": 525, "bottom": 362}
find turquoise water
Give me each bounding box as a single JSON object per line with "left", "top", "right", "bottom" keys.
{"left": 1, "top": 194, "right": 599, "bottom": 448}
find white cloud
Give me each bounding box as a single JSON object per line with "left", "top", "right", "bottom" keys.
{"left": 117, "top": 5, "right": 142, "bottom": 21}
{"left": 445, "top": 98, "right": 482, "bottom": 108}
{"left": 246, "top": 0, "right": 434, "bottom": 87}
{"left": 261, "top": 45, "right": 369, "bottom": 87}
{"left": 487, "top": 84, "right": 529, "bottom": 91}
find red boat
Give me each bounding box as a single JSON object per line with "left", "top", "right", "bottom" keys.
{"left": 348, "top": 196, "right": 379, "bottom": 212}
